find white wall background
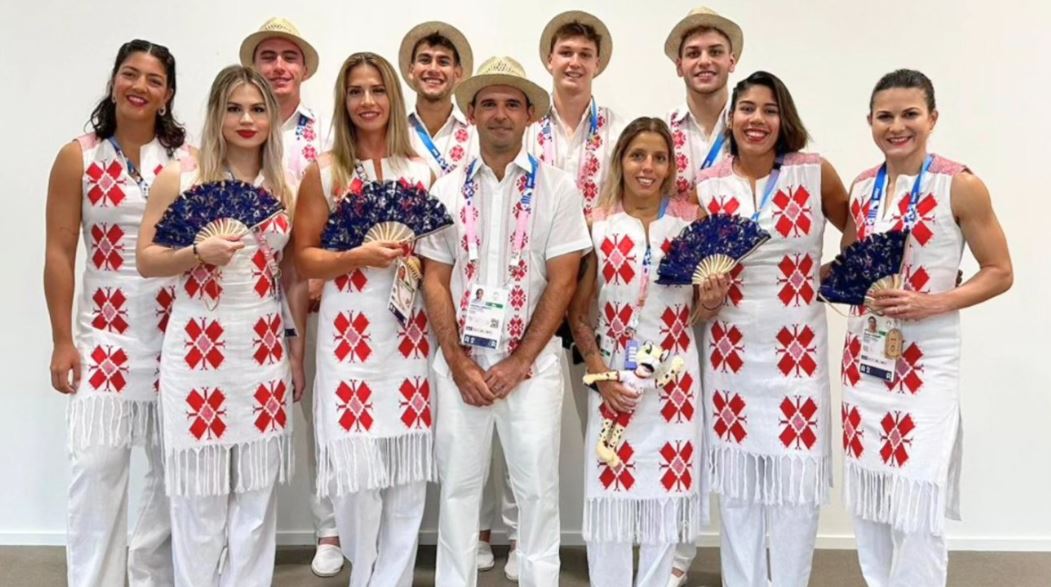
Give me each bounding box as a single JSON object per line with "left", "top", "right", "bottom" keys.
{"left": 1, "top": 0, "right": 1048, "bottom": 551}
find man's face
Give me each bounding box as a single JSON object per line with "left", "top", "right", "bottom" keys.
{"left": 546, "top": 35, "right": 599, "bottom": 95}
{"left": 675, "top": 29, "right": 736, "bottom": 96}
{"left": 468, "top": 85, "right": 533, "bottom": 153}
{"left": 408, "top": 42, "right": 462, "bottom": 102}
{"left": 253, "top": 37, "right": 307, "bottom": 102}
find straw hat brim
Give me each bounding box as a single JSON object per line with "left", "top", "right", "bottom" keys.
{"left": 398, "top": 21, "right": 474, "bottom": 88}
{"left": 454, "top": 74, "right": 550, "bottom": 123}
{"left": 239, "top": 31, "right": 319, "bottom": 80}
{"left": 538, "top": 10, "right": 613, "bottom": 76}
{"left": 663, "top": 13, "right": 743, "bottom": 63}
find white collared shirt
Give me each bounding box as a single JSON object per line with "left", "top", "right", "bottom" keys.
{"left": 417, "top": 148, "right": 591, "bottom": 370}
{"left": 667, "top": 103, "right": 729, "bottom": 199}
{"left": 408, "top": 106, "right": 477, "bottom": 178}
{"left": 281, "top": 103, "right": 328, "bottom": 183}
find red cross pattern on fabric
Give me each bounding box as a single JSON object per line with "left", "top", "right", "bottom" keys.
{"left": 184, "top": 264, "right": 222, "bottom": 305}
{"left": 709, "top": 321, "right": 744, "bottom": 373}
{"left": 91, "top": 287, "right": 128, "bottom": 333}
{"left": 336, "top": 380, "right": 374, "bottom": 432}
{"left": 87, "top": 345, "right": 128, "bottom": 392}
{"left": 660, "top": 305, "right": 691, "bottom": 353}
{"left": 90, "top": 224, "right": 124, "bottom": 271}
{"left": 251, "top": 250, "right": 273, "bottom": 298}
{"left": 777, "top": 254, "right": 816, "bottom": 306}
{"left": 778, "top": 395, "right": 819, "bottom": 450}
{"left": 879, "top": 411, "right": 914, "bottom": 467}
{"left": 335, "top": 269, "right": 368, "bottom": 293}
{"left": 257, "top": 214, "right": 290, "bottom": 236}
{"left": 598, "top": 441, "right": 636, "bottom": 491}
{"left": 186, "top": 388, "right": 226, "bottom": 440}
{"left": 772, "top": 185, "right": 813, "bottom": 238}
{"left": 725, "top": 263, "right": 745, "bottom": 307}
{"left": 842, "top": 403, "right": 864, "bottom": 459}
{"left": 510, "top": 285, "right": 526, "bottom": 310}
{"left": 841, "top": 334, "right": 862, "bottom": 387}
{"left": 333, "top": 311, "right": 372, "bottom": 363}
{"left": 600, "top": 234, "right": 637, "bottom": 285}
{"left": 252, "top": 314, "right": 284, "bottom": 365}
{"left": 155, "top": 285, "right": 175, "bottom": 333}
{"left": 660, "top": 371, "right": 695, "bottom": 423}
{"left": 399, "top": 377, "right": 432, "bottom": 429}
{"left": 507, "top": 317, "right": 525, "bottom": 349}
{"left": 455, "top": 126, "right": 470, "bottom": 144}
{"left": 253, "top": 380, "right": 288, "bottom": 433}
{"left": 892, "top": 192, "right": 938, "bottom": 246}
{"left": 886, "top": 342, "right": 924, "bottom": 394}
{"left": 449, "top": 144, "right": 465, "bottom": 163}
{"left": 603, "top": 302, "right": 634, "bottom": 354}
{"left": 850, "top": 198, "right": 871, "bottom": 239}
{"left": 707, "top": 195, "right": 741, "bottom": 216}
{"left": 398, "top": 309, "right": 430, "bottom": 359}
{"left": 713, "top": 390, "right": 748, "bottom": 443}
{"left": 85, "top": 159, "right": 126, "bottom": 207}
{"left": 775, "top": 324, "right": 818, "bottom": 378}
{"left": 659, "top": 440, "right": 694, "bottom": 492}
{"left": 184, "top": 318, "right": 225, "bottom": 370}
{"left": 903, "top": 263, "right": 931, "bottom": 293}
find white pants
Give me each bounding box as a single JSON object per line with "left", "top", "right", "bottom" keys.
{"left": 67, "top": 437, "right": 173, "bottom": 587}
{"left": 671, "top": 542, "right": 696, "bottom": 575}
{"left": 435, "top": 357, "right": 564, "bottom": 587}
{"left": 719, "top": 497, "right": 820, "bottom": 587}
{"left": 332, "top": 481, "right": 426, "bottom": 586}
{"left": 478, "top": 436, "right": 518, "bottom": 540}
{"left": 170, "top": 474, "right": 279, "bottom": 586}
{"left": 303, "top": 312, "right": 339, "bottom": 539}
{"left": 586, "top": 542, "right": 676, "bottom": 587}
{"left": 853, "top": 515, "right": 948, "bottom": 587}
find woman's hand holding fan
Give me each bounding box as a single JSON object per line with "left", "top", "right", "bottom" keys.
{"left": 867, "top": 288, "right": 948, "bottom": 321}
{"left": 352, "top": 240, "right": 405, "bottom": 269}
{"left": 195, "top": 235, "right": 245, "bottom": 266}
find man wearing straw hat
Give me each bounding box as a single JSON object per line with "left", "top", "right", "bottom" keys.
{"left": 399, "top": 21, "right": 477, "bottom": 179}
{"left": 240, "top": 17, "right": 342, "bottom": 579}
{"left": 419, "top": 56, "right": 591, "bottom": 587}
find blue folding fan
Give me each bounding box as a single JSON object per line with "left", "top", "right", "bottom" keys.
{"left": 656, "top": 214, "right": 771, "bottom": 285}
{"left": 818, "top": 229, "right": 909, "bottom": 307}
{"left": 321, "top": 179, "right": 453, "bottom": 251}
{"left": 153, "top": 180, "right": 284, "bottom": 248}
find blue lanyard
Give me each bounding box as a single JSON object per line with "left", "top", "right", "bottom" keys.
{"left": 107, "top": 137, "right": 150, "bottom": 199}
{"left": 409, "top": 114, "right": 454, "bottom": 174}
{"left": 700, "top": 132, "right": 726, "bottom": 170}
{"left": 867, "top": 154, "right": 934, "bottom": 231}
{"left": 540, "top": 98, "right": 599, "bottom": 156}
{"left": 750, "top": 155, "right": 784, "bottom": 222}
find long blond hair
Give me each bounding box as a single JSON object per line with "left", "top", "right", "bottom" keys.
{"left": 596, "top": 117, "right": 678, "bottom": 212}
{"left": 197, "top": 65, "right": 292, "bottom": 209}
{"left": 329, "top": 52, "right": 416, "bottom": 193}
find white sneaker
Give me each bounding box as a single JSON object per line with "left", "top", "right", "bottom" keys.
{"left": 476, "top": 540, "right": 495, "bottom": 571}
{"left": 311, "top": 543, "right": 345, "bottom": 577}
{"left": 504, "top": 546, "right": 519, "bottom": 582}
{"left": 666, "top": 568, "right": 687, "bottom": 587}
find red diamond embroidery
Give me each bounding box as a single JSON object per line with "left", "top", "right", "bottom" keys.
{"left": 709, "top": 321, "right": 744, "bottom": 373}
{"left": 253, "top": 380, "right": 288, "bottom": 432}
{"left": 184, "top": 318, "right": 225, "bottom": 370}
{"left": 660, "top": 305, "right": 691, "bottom": 353}
{"left": 87, "top": 345, "right": 128, "bottom": 392}
{"left": 335, "top": 269, "right": 368, "bottom": 292}
{"left": 90, "top": 287, "right": 128, "bottom": 333}
{"left": 842, "top": 403, "right": 864, "bottom": 459}
{"left": 904, "top": 263, "right": 930, "bottom": 293}
{"left": 772, "top": 185, "right": 813, "bottom": 238}
{"left": 841, "top": 334, "right": 862, "bottom": 387}
{"left": 251, "top": 250, "right": 273, "bottom": 298}
{"left": 777, "top": 254, "right": 816, "bottom": 306}
{"left": 706, "top": 195, "right": 741, "bottom": 216}
{"left": 713, "top": 390, "right": 748, "bottom": 443}
{"left": 399, "top": 377, "right": 432, "bottom": 429}
{"left": 85, "top": 159, "right": 126, "bottom": 206}
{"left": 778, "top": 396, "right": 819, "bottom": 450}
{"left": 597, "top": 441, "right": 636, "bottom": 491}
{"left": 336, "top": 380, "right": 374, "bottom": 431}
{"left": 775, "top": 324, "right": 818, "bottom": 378}
{"left": 90, "top": 224, "right": 124, "bottom": 270}
{"left": 659, "top": 441, "right": 694, "bottom": 492}
{"left": 603, "top": 302, "right": 634, "bottom": 354}
{"left": 252, "top": 314, "right": 284, "bottom": 365}
{"left": 184, "top": 264, "right": 222, "bottom": 305}
{"left": 886, "top": 342, "right": 924, "bottom": 394}
{"left": 333, "top": 311, "right": 372, "bottom": 363}
{"left": 510, "top": 286, "right": 526, "bottom": 310}
{"left": 892, "top": 193, "right": 938, "bottom": 246}
{"left": 600, "top": 234, "right": 637, "bottom": 285}
{"left": 156, "top": 286, "right": 175, "bottom": 333}
{"left": 398, "top": 309, "right": 430, "bottom": 359}
{"left": 660, "top": 371, "right": 695, "bottom": 423}
{"left": 725, "top": 263, "right": 745, "bottom": 307}
{"left": 879, "top": 411, "right": 914, "bottom": 467}
{"left": 186, "top": 388, "right": 226, "bottom": 440}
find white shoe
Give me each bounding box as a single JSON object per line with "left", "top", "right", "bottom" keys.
{"left": 311, "top": 543, "right": 344, "bottom": 577}
{"left": 476, "top": 540, "right": 495, "bottom": 571}
{"left": 666, "top": 568, "right": 687, "bottom": 587}
{"left": 504, "top": 546, "right": 519, "bottom": 582}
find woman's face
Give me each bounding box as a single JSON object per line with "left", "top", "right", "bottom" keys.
{"left": 730, "top": 84, "right": 781, "bottom": 158}
{"left": 345, "top": 63, "right": 390, "bottom": 134}
{"left": 621, "top": 131, "right": 671, "bottom": 201}
{"left": 868, "top": 87, "right": 938, "bottom": 161}
{"left": 111, "top": 51, "right": 172, "bottom": 123}
{"left": 222, "top": 82, "right": 270, "bottom": 151}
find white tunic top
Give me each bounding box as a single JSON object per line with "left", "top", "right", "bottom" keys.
{"left": 408, "top": 107, "right": 476, "bottom": 178}
{"left": 281, "top": 103, "right": 325, "bottom": 182}
{"left": 667, "top": 104, "right": 729, "bottom": 200}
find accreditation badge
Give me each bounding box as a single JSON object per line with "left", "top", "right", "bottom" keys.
{"left": 859, "top": 314, "right": 902, "bottom": 382}
{"left": 388, "top": 258, "right": 419, "bottom": 326}
{"left": 461, "top": 285, "right": 510, "bottom": 349}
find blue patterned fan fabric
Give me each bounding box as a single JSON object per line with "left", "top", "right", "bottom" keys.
{"left": 818, "top": 229, "right": 909, "bottom": 305}
{"left": 321, "top": 180, "right": 454, "bottom": 251}
{"left": 153, "top": 180, "right": 284, "bottom": 248}
{"left": 656, "top": 214, "right": 771, "bottom": 285}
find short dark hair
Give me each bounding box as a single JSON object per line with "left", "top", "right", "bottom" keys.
{"left": 869, "top": 69, "right": 936, "bottom": 114}
{"left": 727, "top": 70, "right": 809, "bottom": 157}
{"left": 678, "top": 25, "right": 733, "bottom": 58}
{"left": 412, "top": 34, "right": 461, "bottom": 66}
{"left": 550, "top": 22, "right": 603, "bottom": 57}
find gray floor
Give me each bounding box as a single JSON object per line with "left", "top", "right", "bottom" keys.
{"left": 2, "top": 545, "right": 1049, "bottom": 586}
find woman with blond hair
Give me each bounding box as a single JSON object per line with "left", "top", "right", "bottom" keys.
{"left": 137, "top": 65, "right": 306, "bottom": 587}
{"left": 293, "top": 51, "right": 434, "bottom": 586}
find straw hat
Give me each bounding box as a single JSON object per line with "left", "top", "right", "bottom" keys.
{"left": 664, "top": 7, "right": 743, "bottom": 63}
{"left": 398, "top": 21, "right": 474, "bottom": 87}
{"left": 239, "top": 17, "right": 319, "bottom": 79}
{"left": 454, "top": 56, "right": 550, "bottom": 122}
{"left": 538, "top": 10, "right": 613, "bottom": 76}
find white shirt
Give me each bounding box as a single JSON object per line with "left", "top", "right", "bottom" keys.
{"left": 408, "top": 106, "right": 477, "bottom": 179}
{"left": 417, "top": 149, "right": 591, "bottom": 371}
{"left": 281, "top": 103, "right": 327, "bottom": 183}
{"left": 667, "top": 103, "right": 728, "bottom": 199}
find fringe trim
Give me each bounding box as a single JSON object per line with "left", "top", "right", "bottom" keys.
{"left": 67, "top": 396, "right": 159, "bottom": 453}
{"left": 708, "top": 445, "right": 831, "bottom": 506}
{"left": 318, "top": 431, "right": 435, "bottom": 497}
{"left": 582, "top": 494, "right": 704, "bottom": 545}
{"left": 844, "top": 461, "right": 946, "bottom": 535}
{"left": 164, "top": 433, "right": 294, "bottom": 497}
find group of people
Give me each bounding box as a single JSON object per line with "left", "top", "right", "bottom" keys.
{"left": 43, "top": 6, "right": 1013, "bottom": 587}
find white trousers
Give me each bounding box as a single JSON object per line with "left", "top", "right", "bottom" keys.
{"left": 332, "top": 481, "right": 427, "bottom": 587}
{"left": 719, "top": 497, "right": 820, "bottom": 587}
{"left": 671, "top": 542, "right": 696, "bottom": 575}
{"left": 67, "top": 437, "right": 173, "bottom": 587}
{"left": 478, "top": 435, "right": 518, "bottom": 540}
{"left": 435, "top": 357, "right": 564, "bottom": 587}
{"left": 169, "top": 469, "right": 279, "bottom": 587}
{"left": 303, "top": 312, "right": 339, "bottom": 539}
{"left": 852, "top": 515, "right": 948, "bottom": 587}
{"left": 586, "top": 542, "right": 676, "bottom": 587}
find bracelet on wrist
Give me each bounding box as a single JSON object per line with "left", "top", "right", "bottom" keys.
{"left": 192, "top": 243, "right": 203, "bottom": 264}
